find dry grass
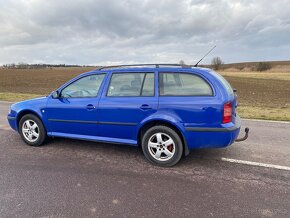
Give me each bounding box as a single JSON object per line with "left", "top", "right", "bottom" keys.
{"left": 0, "top": 92, "right": 41, "bottom": 102}
{"left": 237, "top": 106, "right": 290, "bottom": 121}
{"left": 1, "top": 66, "right": 290, "bottom": 121}
{"left": 220, "top": 71, "right": 290, "bottom": 81}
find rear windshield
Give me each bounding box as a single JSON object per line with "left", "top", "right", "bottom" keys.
{"left": 212, "top": 72, "right": 233, "bottom": 96}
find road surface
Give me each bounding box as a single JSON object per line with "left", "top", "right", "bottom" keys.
{"left": 0, "top": 101, "right": 289, "bottom": 217}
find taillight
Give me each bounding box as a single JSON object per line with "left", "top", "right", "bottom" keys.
{"left": 223, "top": 102, "right": 232, "bottom": 123}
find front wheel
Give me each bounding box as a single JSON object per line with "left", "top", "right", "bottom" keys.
{"left": 19, "top": 114, "right": 47, "bottom": 146}
{"left": 141, "top": 125, "right": 183, "bottom": 167}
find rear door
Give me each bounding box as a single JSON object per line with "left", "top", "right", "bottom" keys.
{"left": 97, "top": 71, "right": 157, "bottom": 143}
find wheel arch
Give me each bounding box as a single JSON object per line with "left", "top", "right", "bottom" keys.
{"left": 16, "top": 110, "right": 44, "bottom": 131}
{"left": 137, "top": 119, "right": 190, "bottom": 156}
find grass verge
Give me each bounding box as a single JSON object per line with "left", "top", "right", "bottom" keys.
{"left": 0, "top": 92, "right": 41, "bottom": 102}
{"left": 237, "top": 106, "right": 290, "bottom": 121}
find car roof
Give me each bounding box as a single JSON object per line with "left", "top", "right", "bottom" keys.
{"left": 98, "top": 64, "right": 210, "bottom": 71}
{"left": 80, "top": 64, "right": 213, "bottom": 77}
{"left": 102, "top": 67, "right": 211, "bottom": 73}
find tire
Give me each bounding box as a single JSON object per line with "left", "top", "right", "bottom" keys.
{"left": 19, "top": 114, "right": 47, "bottom": 146}
{"left": 141, "top": 125, "right": 183, "bottom": 167}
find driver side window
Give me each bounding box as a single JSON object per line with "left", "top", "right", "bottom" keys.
{"left": 61, "top": 74, "right": 105, "bottom": 98}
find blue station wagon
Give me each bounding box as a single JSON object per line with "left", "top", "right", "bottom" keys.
{"left": 7, "top": 64, "right": 248, "bottom": 166}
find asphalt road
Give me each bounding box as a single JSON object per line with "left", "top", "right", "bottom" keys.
{"left": 0, "top": 101, "right": 289, "bottom": 217}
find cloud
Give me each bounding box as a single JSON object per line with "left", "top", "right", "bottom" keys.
{"left": 0, "top": 0, "right": 289, "bottom": 65}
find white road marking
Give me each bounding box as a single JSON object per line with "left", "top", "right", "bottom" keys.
{"left": 242, "top": 118, "right": 290, "bottom": 124}
{"left": 220, "top": 157, "right": 290, "bottom": 171}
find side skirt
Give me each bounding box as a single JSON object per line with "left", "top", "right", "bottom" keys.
{"left": 47, "top": 132, "right": 137, "bottom": 146}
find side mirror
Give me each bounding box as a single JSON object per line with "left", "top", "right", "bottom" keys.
{"left": 52, "top": 90, "right": 60, "bottom": 99}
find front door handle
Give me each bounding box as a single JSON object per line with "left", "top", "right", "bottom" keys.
{"left": 86, "top": 104, "right": 96, "bottom": 110}
{"left": 140, "top": 104, "right": 152, "bottom": 110}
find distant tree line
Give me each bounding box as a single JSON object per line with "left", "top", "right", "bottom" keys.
{"left": 209, "top": 57, "right": 272, "bottom": 72}
{"left": 2, "top": 60, "right": 273, "bottom": 72}
{"left": 1, "top": 63, "right": 95, "bottom": 69}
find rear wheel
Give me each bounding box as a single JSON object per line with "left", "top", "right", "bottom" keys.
{"left": 141, "top": 125, "right": 183, "bottom": 167}
{"left": 19, "top": 114, "right": 47, "bottom": 146}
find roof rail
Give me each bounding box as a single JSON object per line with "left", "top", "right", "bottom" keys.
{"left": 96, "top": 63, "right": 193, "bottom": 70}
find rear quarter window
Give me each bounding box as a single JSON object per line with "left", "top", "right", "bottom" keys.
{"left": 159, "top": 72, "right": 213, "bottom": 96}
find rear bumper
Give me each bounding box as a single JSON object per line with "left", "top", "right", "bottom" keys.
{"left": 184, "top": 115, "right": 241, "bottom": 149}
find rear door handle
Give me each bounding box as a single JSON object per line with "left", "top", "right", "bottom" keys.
{"left": 140, "top": 104, "right": 152, "bottom": 110}
{"left": 86, "top": 104, "right": 96, "bottom": 110}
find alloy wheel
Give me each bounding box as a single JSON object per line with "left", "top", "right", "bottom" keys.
{"left": 22, "top": 119, "right": 40, "bottom": 143}
{"left": 147, "top": 132, "right": 176, "bottom": 161}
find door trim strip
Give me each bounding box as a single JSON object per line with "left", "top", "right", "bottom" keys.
{"left": 48, "top": 119, "right": 137, "bottom": 126}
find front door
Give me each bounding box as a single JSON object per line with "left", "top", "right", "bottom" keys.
{"left": 45, "top": 73, "right": 106, "bottom": 137}
{"left": 98, "top": 71, "right": 157, "bottom": 143}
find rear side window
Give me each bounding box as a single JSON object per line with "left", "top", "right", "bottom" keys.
{"left": 159, "top": 73, "right": 213, "bottom": 96}
{"left": 107, "top": 73, "right": 154, "bottom": 97}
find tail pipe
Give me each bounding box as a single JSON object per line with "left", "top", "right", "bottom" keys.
{"left": 235, "top": 127, "right": 249, "bottom": 142}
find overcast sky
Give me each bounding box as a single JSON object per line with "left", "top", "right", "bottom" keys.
{"left": 0, "top": 0, "right": 290, "bottom": 65}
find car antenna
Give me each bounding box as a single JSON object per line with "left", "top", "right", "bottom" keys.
{"left": 194, "top": 45, "right": 216, "bottom": 67}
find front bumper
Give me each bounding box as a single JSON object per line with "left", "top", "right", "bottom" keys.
{"left": 7, "top": 115, "right": 17, "bottom": 131}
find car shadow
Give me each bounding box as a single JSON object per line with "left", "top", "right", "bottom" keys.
{"left": 50, "top": 136, "right": 143, "bottom": 156}
{"left": 48, "top": 136, "right": 236, "bottom": 167}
